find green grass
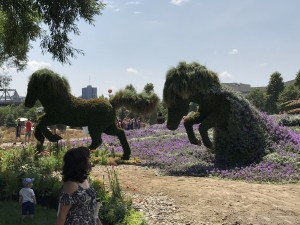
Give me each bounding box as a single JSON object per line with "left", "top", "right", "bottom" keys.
{"left": 0, "top": 201, "right": 56, "bottom": 225}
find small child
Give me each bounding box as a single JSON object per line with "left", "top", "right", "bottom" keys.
{"left": 19, "top": 178, "right": 37, "bottom": 220}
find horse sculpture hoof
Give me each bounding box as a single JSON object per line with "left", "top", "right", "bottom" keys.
{"left": 36, "top": 143, "right": 44, "bottom": 152}
{"left": 121, "top": 155, "right": 130, "bottom": 160}
{"left": 191, "top": 139, "right": 202, "bottom": 146}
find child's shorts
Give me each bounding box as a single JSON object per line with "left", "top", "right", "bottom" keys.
{"left": 22, "top": 201, "right": 35, "bottom": 215}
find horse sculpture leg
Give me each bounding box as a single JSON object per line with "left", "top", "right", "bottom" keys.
{"left": 36, "top": 115, "right": 63, "bottom": 142}
{"left": 104, "top": 123, "right": 131, "bottom": 160}
{"left": 198, "top": 113, "right": 217, "bottom": 149}
{"left": 183, "top": 112, "right": 202, "bottom": 145}
{"left": 34, "top": 125, "right": 45, "bottom": 151}
{"left": 89, "top": 134, "right": 103, "bottom": 150}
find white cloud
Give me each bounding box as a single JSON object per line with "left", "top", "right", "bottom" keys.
{"left": 228, "top": 49, "right": 238, "bottom": 55}
{"left": 126, "top": 1, "right": 140, "bottom": 5}
{"left": 258, "top": 62, "right": 268, "bottom": 67}
{"left": 104, "top": 0, "right": 121, "bottom": 12}
{"left": 134, "top": 11, "right": 141, "bottom": 15}
{"left": 126, "top": 67, "right": 138, "bottom": 74}
{"left": 218, "top": 71, "right": 233, "bottom": 82}
{"left": 170, "top": 0, "right": 189, "bottom": 6}
{"left": 26, "top": 60, "right": 51, "bottom": 71}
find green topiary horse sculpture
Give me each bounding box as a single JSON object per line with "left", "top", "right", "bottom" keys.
{"left": 25, "top": 69, "right": 159, "bottom": 160}
{"left": 163, "top": 62, "right": 270, "bottom": 167}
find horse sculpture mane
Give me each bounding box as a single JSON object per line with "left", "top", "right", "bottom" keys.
{"left": 28, "top": 69, "right": 71, "bottom": 100}
{"left": 25, "top": 68, "right": 160, "bottom": 160}
{"left": 163, "top": 62, "right": 221, "bottom": 106}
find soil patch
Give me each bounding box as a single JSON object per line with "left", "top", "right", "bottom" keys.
{"left": 92, "top": 164, "right": 300, "bottom": 225}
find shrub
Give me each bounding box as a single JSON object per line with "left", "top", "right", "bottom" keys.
{"left": 0, "top": 144, "right": 147, "bottom": 224}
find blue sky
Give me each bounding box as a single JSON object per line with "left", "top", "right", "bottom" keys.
{"left": 7, "top": 0, "right": 300, "bottom": 98}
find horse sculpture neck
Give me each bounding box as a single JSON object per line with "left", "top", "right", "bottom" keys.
{"left": 38, "top": 91, "right": 73, "bottom": 113}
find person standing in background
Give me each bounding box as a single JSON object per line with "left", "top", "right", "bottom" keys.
{"left": 15, "top": 118, "right": 22, "bottom": 143}
{"left": 25, "top": 119, "right": 32, "bottom": 144}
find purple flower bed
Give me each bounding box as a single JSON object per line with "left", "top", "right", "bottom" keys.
{"left": 66, "top": 117, "right": 300, "bottom": 183}
{"left": 211, "top": 113, "right": 300, "bottom": 182}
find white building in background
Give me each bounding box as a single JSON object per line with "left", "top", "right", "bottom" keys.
{"left": 82, "top": 85, "right": 97, "bottom": 99}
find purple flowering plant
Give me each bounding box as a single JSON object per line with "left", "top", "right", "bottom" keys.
{"left": 61, "top": 113, "right": 300, "bottom": 183}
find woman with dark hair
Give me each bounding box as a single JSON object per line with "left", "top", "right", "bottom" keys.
{"left": 56, "top": 147, "right": 102, "bottom": 225}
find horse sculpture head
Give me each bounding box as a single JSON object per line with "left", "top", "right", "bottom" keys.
{"left": 25, "top": 75, "right": 38, "bottom": 108}
{"left": 163, "top": 62, "right": 221, "bottom": 130}
{"left": 25, "top": 68, "right": 71, "bottom": 108}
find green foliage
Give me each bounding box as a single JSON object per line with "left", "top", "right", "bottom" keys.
{"left": 125, "top": 84, "right": 137, "bottom": 92}
{"left": 0, "top": 145, "right": 147, "bottom": 224}
{"left": 0, "top": 106, "right": 10, "bottom": 126}
{"left": 246, "top": 89, "right": 266, "bottom": 111}
{"left": 5, "top": 113, "right": 16, "bottom": 127}
{"left": 278, "top": 85, "right": 300, "bottom": 107}
{"left": 0, "top": 0, "right": 105, "bottom": 69}
{"left": 294, "top": 70, "right": 300, "bottom": 88}
{"left": 277, "top": 79, "right": 300, "bottom": 114}
{"left": 277, "top": 114, "right": 300, "bottom": 127}
{"left": 265, "top": 72, "right": 284, "bottom": 114}
{"left": 263, "top": 152, "right": 299, "bottom": 165}
{"left": 110, "top": 88, "right": 160, "bottom": 115}
{"left": 0, "top": 104, "right": 40, "bottom": 127}
{"left": 0, "top": 145, "right": 62, "bottom": 203}
{"left": 118, "top": 209, "right": 148, "bottom": 225}
{"left": 99, "top": 169, "right": 132, "bottom": 225}
{"left": 143, "top": 83, "right": 154, "bottom": 94}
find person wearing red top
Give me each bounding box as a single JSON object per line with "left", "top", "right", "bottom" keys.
{"left": 25, "top": 119, "right": 32, "bottom": 144}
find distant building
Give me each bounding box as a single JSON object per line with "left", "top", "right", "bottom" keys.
{"left": 82, "top": 85, "right": 97, "bottom": 99}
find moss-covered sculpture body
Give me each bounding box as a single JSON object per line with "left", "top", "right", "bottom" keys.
{"left": 163, "top": 62, "right": 270, "bottom": 166}
{"left": 25, "top": 69, "right": 159, "bottom": 159}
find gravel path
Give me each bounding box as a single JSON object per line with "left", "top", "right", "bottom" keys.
{"left": 92, "top": 164, "right": 300, "bottom": 225}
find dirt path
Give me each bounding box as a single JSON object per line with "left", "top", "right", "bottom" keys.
{"left": 92, "top": 164, "right": 300, "bottom": 225}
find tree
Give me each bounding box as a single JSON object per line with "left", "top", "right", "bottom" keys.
{"left": 279, "top": 85, "right": 300, "bottom": 104}
{"left": 0, "top": 0, "right": 105, "bottom": 70}
{"left": 265, "top": 72, "right": 284, "bottom": 114}
{"left": 246, "top": 89, "right": 266, "bottom": 111}
{"left": 295, "top": 70, "right": 300, "bottom": 89}
{"left": 125, "top": 84, "right": 136, "bottom": 92}
{"left": 0, "top": 73, "right": 11, "bottom": 88}
{"left": 144, "top": 83, "right": 154, "bottom": 93}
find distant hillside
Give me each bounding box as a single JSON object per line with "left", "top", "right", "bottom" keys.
{"left": 251, "top": 79, "right": 295, "bottom": 92}
{"left": 222, "top": 80, "right": 296, "bottom": 95}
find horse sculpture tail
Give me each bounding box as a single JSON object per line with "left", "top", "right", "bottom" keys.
{"left": 109, "top": 88, "right": 160, "bottom": 115}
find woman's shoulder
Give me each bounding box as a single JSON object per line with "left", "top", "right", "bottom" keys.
{"left": 62, "top": 181, "right": 79, "bottom": 194}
